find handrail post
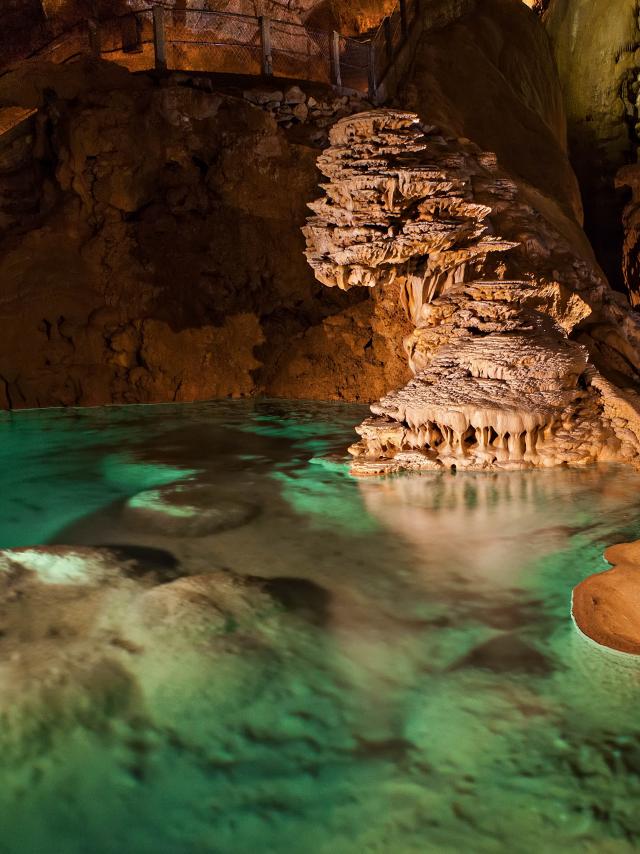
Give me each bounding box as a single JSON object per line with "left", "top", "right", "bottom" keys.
{"left": 383, "top": 16, "right": 393, "bottom": 62}
{"left": 87, "top": 19, "right": 101, "bottom": 58}
{"left": 152, "top": 6, "right": 167, "bottom": 72}
{"left": 331, "top": 30, "right": 342, "bottom": 88}
{"left": 367, "top": 40, "right": 377, "bottom": 102}
{"left": 260, "top": 16, "right": 273, "bottom": 76}
{"left": 399, "top": 0, "right": 408, "bottom": 37}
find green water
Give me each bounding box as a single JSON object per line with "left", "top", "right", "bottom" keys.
{"left": 2, "top": 400, "right": 640, "bottom": 853}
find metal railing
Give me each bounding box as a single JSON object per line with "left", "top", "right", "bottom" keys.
{"left": 11, "top": 0, "right": 427, "bottom": 100}
{"left": 370, "top": 0, "right": 422, "bottom": 91}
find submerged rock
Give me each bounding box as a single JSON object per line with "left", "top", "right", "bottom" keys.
{"left": 0, "top": 543, "right": 183, "bottom": 587}
{"left": 453, "top": 633, "right": 553, "bottom": 676}
{"left": 124, "top": 483, "right": 259, "bottom": 536}
{"left": 572, "top": 540, "right": 640, "bottom": 655}
{"left": 0, "top": 546, "right": 298, "bottom": 759}
{"left": 252, "top": 576, "right": 331, "bottom": 626}
{"left": 0, "top": 545, "right": 123, "bottom": 586}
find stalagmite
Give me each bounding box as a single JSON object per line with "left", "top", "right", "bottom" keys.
{"left": 303, "top": 110, "right": 640, "bottom": 474}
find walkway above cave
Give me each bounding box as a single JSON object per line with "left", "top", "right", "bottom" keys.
{"left": 11, "top": 0, "right": 470, "bottom": 102}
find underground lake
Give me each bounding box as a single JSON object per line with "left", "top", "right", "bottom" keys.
{"left": 1, "top": 400, "right": 640, "bottom": 853}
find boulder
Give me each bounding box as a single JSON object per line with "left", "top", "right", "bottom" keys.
{"left": 292, "top": 103, "right": 308, "bottom": 122}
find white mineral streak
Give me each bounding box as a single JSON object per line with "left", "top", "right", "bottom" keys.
{"left": 0, "top": 548, "right": 117, "bottom": 584}
{"left": 303, "top": 110, "right": 640, "bottom": 475}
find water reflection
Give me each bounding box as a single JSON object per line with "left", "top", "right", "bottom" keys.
{"left": 356, "top": 466, "right": 640, "bottom": 588}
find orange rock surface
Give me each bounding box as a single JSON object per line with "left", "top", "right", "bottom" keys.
{"left": 572, "top": 541, "right": 640, "bottom": 655}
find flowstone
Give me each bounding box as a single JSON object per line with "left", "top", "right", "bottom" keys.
{"left": 304, "top": 110, "right": 640, "bottom": 474}
{"left": 572, "top": 540, "right": 640, "bottom": 655}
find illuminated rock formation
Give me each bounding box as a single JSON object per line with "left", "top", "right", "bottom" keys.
{"left": 572, "top": 539, "right": 640, "bottom": 655}
{"left": 304, "top": 110, "right": 517, "bottom": 299}
{"left": 304, "top": 109, "right": 640, "bottom": 474}
{"left": 0, "top": 61, "right": 410, "bottom": 408}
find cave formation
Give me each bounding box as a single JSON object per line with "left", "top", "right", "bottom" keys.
{"left": 304, "top": 108, "right": 640, "bottom": 473}
{"left": 2, "top": 0, "right": 640, "bottom": 475}
{"left": 4, "top": 1, "right": 640, "bottom": 847}
{"left": 0, "top": 0, "right": 636, "bottom": 425}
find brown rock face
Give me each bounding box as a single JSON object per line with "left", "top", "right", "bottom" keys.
{"left": 617, "top": 164, "right": 640, "bottom": 307}
{"left": 0, "top": 60, "right": 410, "bottom": 408}
{"left": 572, "top": 540, "right": 640, "bottom": 655}
{"left": 303, "top": 109, "right": 640, "bottom": 474}
{"left": 402, "top": 0, "right": 580, "bottom": 225}
{"left": 544, "top": 0, "right": 639, "bottom": 293}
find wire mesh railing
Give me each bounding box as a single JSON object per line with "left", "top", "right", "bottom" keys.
{"left": 338, "top": 36, "right": 371, "bottom": 95}
{"left": 270, "top": 20, "right": 330, "bottom": 84}
{"left": 16, "top": 0, "right": 430, "bottom": 99}
{"left": 164, "top": 9, "right": 262, "bottom": 75}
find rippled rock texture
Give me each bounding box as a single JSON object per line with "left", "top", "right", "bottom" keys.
{"left": 304, "top": 110, "right": 640, "bottom": 474}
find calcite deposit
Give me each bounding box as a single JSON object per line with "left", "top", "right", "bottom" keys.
{"left": 572, "top": 540, "right": 640, "bottom": 655}
{"left": 304, "top": 110, "right": 640, "bottom": 474}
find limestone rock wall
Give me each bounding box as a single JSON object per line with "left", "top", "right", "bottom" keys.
{"left": 544, "top": 0, "right": 639, "bottom": 293}
{"left": 617, "top": 164, "right": 640, "bottom": 305}
{"left": 402, "top": 0, "right": 578, "bottom": 223}
{"left": 0, "top": 60, "right": 411, "bottom": 408}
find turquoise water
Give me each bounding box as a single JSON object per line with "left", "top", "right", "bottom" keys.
{"left": 2, "top": 400, "right": 640, "bottom": 853}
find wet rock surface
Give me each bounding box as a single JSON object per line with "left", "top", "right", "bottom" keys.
{"left": 544, "top": 0, "right": 639, "bottom": 292}
{"left": 124, "top": 482, "right": 259, "bottom": 536}
{"left": 617, "top": 163, "right": 640, "bottom": 307}
{"left": 572, "top": 539, "right": 640, "bottom": 655}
